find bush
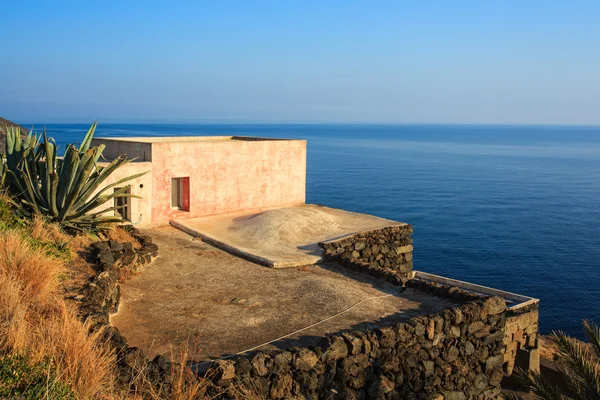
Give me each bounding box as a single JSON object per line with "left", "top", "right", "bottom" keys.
{"left": 0, "top": 354, "right": 76, "bottom": 399}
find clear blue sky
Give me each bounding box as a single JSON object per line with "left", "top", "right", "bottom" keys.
{"left": 2, "top": 1, "right": 599, "bottom": 124}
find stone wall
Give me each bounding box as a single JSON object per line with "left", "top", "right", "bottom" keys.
{"left": 207, "top": 296, "right": 507, "bottom": 400}
{"left": 75, "top": 228, "right": 164, "bottom": 390}
{"left": 503, "top": 306, "right": 540, "bottom": 375}
{"left": 319, "top": 225, "right": 414, "bottom": 284}
{"left": 78, "top": 231, "right": 158, "bottom": 330}
{"left": 72, "top": 226, "right": 537, "bottom": 398}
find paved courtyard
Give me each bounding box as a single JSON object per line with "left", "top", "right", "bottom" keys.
{"left": 110, "top": 226, "right": 460, "bottom": 361}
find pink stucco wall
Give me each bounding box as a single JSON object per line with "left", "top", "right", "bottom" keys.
{"left": 149, "top": 138, "right": 306, "bottom": 226}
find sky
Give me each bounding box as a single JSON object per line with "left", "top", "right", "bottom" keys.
{"left": 1, "top": 1, "right": 599, "bottom": 125}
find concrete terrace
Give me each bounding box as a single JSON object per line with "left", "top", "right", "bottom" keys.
{"left": 109, "top": 226, "right": 461, "bottom": 361}
{"left": 171, "top": 204, "right": 407, "bottom": 268}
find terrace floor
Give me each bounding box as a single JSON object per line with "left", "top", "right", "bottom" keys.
{"left": 110, "top": 227, "right": 460, "bottom": 362}
{"left": 171, "top": 204, "right": 405, "bottom": 268}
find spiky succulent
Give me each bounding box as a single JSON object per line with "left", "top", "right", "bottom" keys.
{"left": 3, "top": 123, "right": 145, "bottom": 231}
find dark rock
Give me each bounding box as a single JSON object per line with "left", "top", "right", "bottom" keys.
{"left": 120, "top": 249, "right": 137, "bottom": 266}
{"left": 122, "top": 347, "right": 146, "bottom": 369}
{"left": 152, "top": 354, "right": 172, "bottom": 374}
{"left": 354, "top": 241, "right": 366, "bottom": 251}
{"left": 233, "top": 356, "right": 252, "bottom": 375}
{"left": 468, "top": 321, "right": 485, "bottom": 334}
{"left": 342, "top": 333, "right": 363, "bottom": 355}
{"left": 414, "top": 322, "right": 426, "bottom": 337}
{"left": 250, "top": 353, "right": 270, "bottom": 376}
{"left": 321, "top": 337, "right": 348, "bottom": 363}
{"left": 109, "top": 239, "right": 124, "bottom": 252}
{"left": 368, "top": 376, "right": 395, "bottom": 397}
{"left": 465, "top": 341, "right": 475, "bottom": 356}
{"left": 446, "top": 346, "right": 459, "bottom": 363}
{"left": 97, "top": 248, "right": 115, "bottom": 268}
{"left": 214, "top": 359, "right": 235, "bottom": 381}
{"left": 377, "top": 327, "right": 396, "bottom": 348}
{"left": 482, "top": 296, "right": 506, "bottom": 316}
{"left": 423, "top": 360, "right": 435, "bottom": 377}
{"left": 444, "top": 391, "right": 466, "bottom": 400}
{"left": 270, "top": 372, "right": 292, "bottom": 399}
{"left": 294, "top": 348, "right": 318, "bottom": 371}
{"left": 473, "top": 373, "right": 488, "bottom": 395}
{"left": 485, "top": 354, "right": 504, "bottom": 373}
{"left": 273, "top": 351, "right": 292, "bottom": 372}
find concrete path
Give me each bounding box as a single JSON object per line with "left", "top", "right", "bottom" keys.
{"left": 109, "top": 227, "right": 459, "bottom": 361}
{"left": 171, "top": 204, "right": 406, "bottom": 268}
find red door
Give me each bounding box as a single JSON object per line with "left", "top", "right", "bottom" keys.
{"left": 182, "top": 177, "right": 190, "bottom": 211}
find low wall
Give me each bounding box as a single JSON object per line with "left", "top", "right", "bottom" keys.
{"left": 319, "top": 225, "right": 414, "bottom": 284}
{"left": 74, "top": 226, "right": 537, "bottom": 398}
{"left": 503, "top": 306, "right": 539, "bottom": 375}
{"left": 207, "top": 296, "right": 507, "bottom": 399}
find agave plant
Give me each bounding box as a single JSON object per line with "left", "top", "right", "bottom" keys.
{"left": 4, "top": 123, "right": 146, "bottom": 231}
{"left": 0, "top": 153, "right": 5, "bottom": 186}
{"left": 508, "top": 320, "right": 600, "bottom": 400}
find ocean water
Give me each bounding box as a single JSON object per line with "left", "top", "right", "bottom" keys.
{"left": 31, "top": 123, "right": 600, "bottom": 338}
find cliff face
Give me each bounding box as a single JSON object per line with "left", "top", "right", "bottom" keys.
{"left": 0, "top": 117, "right": 28, "bottom": 153}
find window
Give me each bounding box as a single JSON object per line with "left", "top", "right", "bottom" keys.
{"left": 171, "top": 177, "right": 190, "bottom": 211}
{"left": 114, "top": 187, "right": 130, "bottom": 221}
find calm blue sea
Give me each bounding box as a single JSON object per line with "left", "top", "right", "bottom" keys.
{"left": 27, "top": 123, "right": 600, "bottom": 338}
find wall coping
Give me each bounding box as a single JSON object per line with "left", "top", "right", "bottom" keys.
{"left": 318, "top": 223, "right": 411, "bottom": 245}
{"left": 411, "top": 270, "right": 539, "bottom": 311}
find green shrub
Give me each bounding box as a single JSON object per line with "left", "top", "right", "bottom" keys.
{"left": 0, "top": 354, "right": 76, "bottom": 399}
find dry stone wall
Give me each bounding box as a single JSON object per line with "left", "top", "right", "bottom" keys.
{"left": 503, "top": 306, "right": 539, "bottom": 375}
{"left": 207, "top": 296, "right": 507, "bottom": 400}
{"left": 319, "top": 225, "right": 414, "bottom": 284}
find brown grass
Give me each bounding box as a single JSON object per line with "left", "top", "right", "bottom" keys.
{"left": 0, "top": 230, "right": 115, "bottom": 398}
{"left": 30, "top": 215, "right": 96, "bottom": 259}
{"left": 0, "top": 231, "right": 63, "bottom": 307}
{"left": 0, "top": 197, "right": 213, "bottom": 398}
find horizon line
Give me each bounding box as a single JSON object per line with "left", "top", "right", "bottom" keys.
{"left": 12, "top": 118, "right": 600, "bottom": 129}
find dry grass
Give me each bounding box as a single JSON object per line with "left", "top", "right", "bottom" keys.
{"left": 0, "top": 195, "right": 213, "bottom": 399}
{"left": 0, "top": 231, "right": 63, "bottom": 308}
{"left": 0, "top": 230, "right": 115, "bottom": 398}
{"left": 125, "top": 337, "right": 210, "bottom": 400}
{"left": 30, "top": 215, "right": 71, "bottom": 247}
{"left": 30, "top": 215, "right": 95, "bottom": 259}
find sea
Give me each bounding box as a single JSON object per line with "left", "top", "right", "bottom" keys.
{"left": 29, "top": 122, "right": 600, "bottom": 338}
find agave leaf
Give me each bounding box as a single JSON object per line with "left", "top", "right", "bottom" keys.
{"left": 57, "top": 150, "right": 99, "bottom": 221}
{"left": 75, "top": 156, "right": 130, "bottom": 203}
{"left": 71, "top": 188, "right": 140, "bottom": 219}
{"left": 79, "top": 121, "right": 97, "bottom": 154}
{"left": 56, "top": 146, "right": 81, "bottom": 209}
{"left": 74, "top": 168, "right": 146, "bottom": 211}
{"left": 48, "top": 172, "right": 60, "bottom": 217}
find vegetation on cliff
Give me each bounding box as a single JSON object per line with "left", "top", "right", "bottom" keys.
{"left": 0, "top": 126, "right": 209, "bottom": 398}
{"left": 0, "top": 117, "right": 27, "bottom": 151}
{"left": 0, "top": 190, "right": 113, "bottom": 398}
{"left": 512, "top": 321, "right": 600, "bottom": 400}
{"left": 1, "top": 123, "right": 145, "bottom": 232}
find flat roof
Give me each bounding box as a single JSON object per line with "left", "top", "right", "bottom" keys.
{"left": 94, "top": 136, "right": 298, "bottom": 144}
